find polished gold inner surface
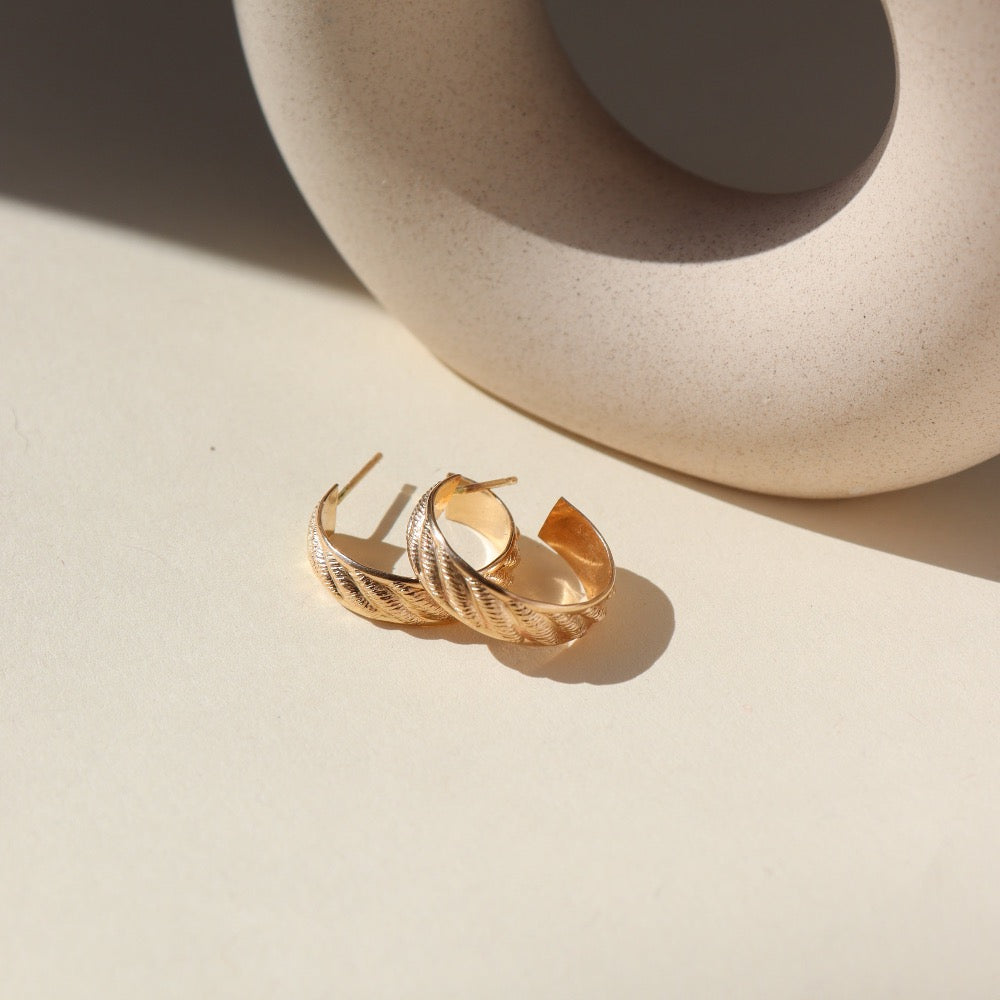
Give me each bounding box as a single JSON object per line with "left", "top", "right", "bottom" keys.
{"left": 318, "top": 482, "right": 345, "bottom": 538}
{"left": 436, "top": 476, "right": 516, "bottom": 555}
{"left": 538, "top": 498, "right": 615, "bottom": 601}
{"left": 320, "top": 461, "right": 515, "bottom": 578}
{"left": 433, "top": 478, "right": 614, "bottom": 607}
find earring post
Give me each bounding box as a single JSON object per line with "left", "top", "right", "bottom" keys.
{"left": 337, "top": 452, "right": 383, "bottom": 502}
{"left": 456, "top": 475, "right": 518, "bottom": 494}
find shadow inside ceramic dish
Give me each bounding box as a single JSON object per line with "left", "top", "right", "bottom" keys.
{"left": 324, "top": 0, "right": 898, "bottom": 262}
{"left": 0, "top": 0, "right": 354, "bottom": 288}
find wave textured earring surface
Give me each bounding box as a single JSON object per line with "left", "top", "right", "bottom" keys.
{"left": 309, "top": 456, "right": 520, "bottom": 625}
{"left": 408, "top": 474, "right": 615, "bottom": 644}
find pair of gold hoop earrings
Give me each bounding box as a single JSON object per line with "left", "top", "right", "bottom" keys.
{"left": 308, "top": 453, "right": 615, "bottom": 645}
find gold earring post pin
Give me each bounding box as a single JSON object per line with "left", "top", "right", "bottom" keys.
{"left": 337, "top": 452, "right": 383, "bottom": 502}
{"left": 456, "top": 476, "right": 518, "bottom": 494}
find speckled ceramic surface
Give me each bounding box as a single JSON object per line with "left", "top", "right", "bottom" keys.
{"left": 234, "top": 0, "right": 1000, "bottom": 497}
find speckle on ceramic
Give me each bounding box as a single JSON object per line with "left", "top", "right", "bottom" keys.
{"left": 234, "top": 0, "right": 1000, "bottom": 497}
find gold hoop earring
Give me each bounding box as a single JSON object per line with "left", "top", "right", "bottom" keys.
{"left": 407, "top": 474, "right": 615, "bottom": 644}
{"left": 308, "top": 454, "right": 519, "bottom": 625}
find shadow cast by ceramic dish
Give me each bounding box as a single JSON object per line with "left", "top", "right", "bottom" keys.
{"left": 679, "top": 456, "right": 1000, "bottom": 585}
{"left": 2, "top": 0, "right": 901, "bottom": 277}
{"left": 456, "top": 377, "right": 1000, "bottom": 585}
{"left": 0, "top": 0, "right": 356, "bottom": 288}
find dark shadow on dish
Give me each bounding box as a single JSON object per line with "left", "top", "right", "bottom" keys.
{"left": 326, "top": 0, "right": 899, "bottom": 261}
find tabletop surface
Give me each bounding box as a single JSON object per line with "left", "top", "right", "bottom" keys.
{"left": 2, "top": 3, "right": 998, "bottom": 998}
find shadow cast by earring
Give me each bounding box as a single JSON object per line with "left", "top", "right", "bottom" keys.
{"left": 378, "top": 566, "right": 674, "bottom": 681}
{"left": 372, "top": 619, "right": 489, "bottom": 648}
{"left": 487, "top": 568, "right": 674, "bottom": 684}
{"left": 326, "top": 482, "right": 417, "bottom": 571}
{"left": 332, "top": 479, "right": 675, "bottom": 677}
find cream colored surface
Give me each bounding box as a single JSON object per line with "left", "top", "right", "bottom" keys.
{"left": 2, "top": 5, "right": 1000, "bottom": 995}
{"left": 235, "top": 0, "right": 1000, "bottom": 498}
{"left": 2, "top": 192, "right": 1000, "bottom": 999}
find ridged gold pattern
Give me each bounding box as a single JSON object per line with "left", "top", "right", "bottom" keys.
{"left": 307, "top": 457, "right": 520, "bottom": 626}
{"left": 308, "top": 505, "right": 451, "bottom": 624}
{"left": 407, "top": 476, "right": 615, "bottom": 645}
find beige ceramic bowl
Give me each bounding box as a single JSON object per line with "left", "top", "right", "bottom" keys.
{"left": 235, "top": 0, "right": 999, "bottom": 497}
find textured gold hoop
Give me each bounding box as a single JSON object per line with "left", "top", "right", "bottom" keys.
{"left": 309, "top": 456, "right": 519, "bottom": 625}
{"left": 408, "top": 475, "right": 615, "bottom": 644}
